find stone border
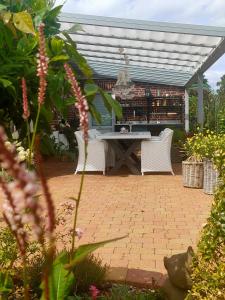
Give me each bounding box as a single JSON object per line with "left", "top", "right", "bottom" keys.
{"left": 105, "top": 267, "right": 167, "bottom": 288}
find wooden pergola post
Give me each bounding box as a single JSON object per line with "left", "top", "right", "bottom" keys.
{"left": 197, "top": 74, "right": 204, "bottom": 129}
{"left": 184, "top": 89, "right": 189, "bottom": 133}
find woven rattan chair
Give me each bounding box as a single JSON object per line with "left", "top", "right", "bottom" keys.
{"left": 51, "top": 130, "right": 69, "bottom": 150}
{"left": 141, "top": 128, "right": 174, "bottom": 175}
{"left": 75, "top": 130, "right": 106, "bottom": 175}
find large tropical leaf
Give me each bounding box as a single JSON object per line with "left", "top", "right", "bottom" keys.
{"left": 13, "top": 11, "right": 35, "bottom": 35}
{"left": 65, "top": 236, "right": 127, "bottom": 270}
{"left": 66, "top": 23, "right": 84, "bottom": 34}
{"left": 17, "top": 35, "right": 38, "bottom": 54}
{"left": 84, "top": 83, "right": 99, "bottom": 97}
{"left": 50, "top": 54, "right": 69, "bottom": 62}
{"left": 45, "top": 5, "right": 63, "bottom": 21}
{"left": 50, "top": 37, "right": 65, "bottom": 55}
{"left": 41, "top": 252, "right": 75, "bottom": 300}
{"left": 89, "top": 103, "right": 102, "bottom": 124}
{"left": 62, "top": 31, "right": 93, "bottom": 78}
{"left": 99, "top": 89, "right": 122, "bottom": 119}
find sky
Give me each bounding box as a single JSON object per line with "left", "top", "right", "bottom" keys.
{"left": 55, "top": 0, "right": 225, "bottom": 89}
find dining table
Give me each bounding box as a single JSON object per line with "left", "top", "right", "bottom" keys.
{"left": 97, "top": 131, "right": 151, "bottom": 174}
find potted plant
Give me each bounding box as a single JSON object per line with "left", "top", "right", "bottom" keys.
{"left": 201, "top": 131, "right": 222, "bottom": 194}
{"left": 182, "top": 132, "right": 204, "bottom": 188}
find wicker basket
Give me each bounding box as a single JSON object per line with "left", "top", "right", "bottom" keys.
{"left": 182, "top": 160, "right": 204, "bottom": 188}
{"left": 203, "top": 159, "right": 219, "bottom": 195}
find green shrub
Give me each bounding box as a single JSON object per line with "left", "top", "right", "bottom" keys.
{"left": 172, "top": 128, "right": 186, "bottom": 146}
{"left": 72, "top": 254, "right": 108, "bottom": 294}
{"left": 0, "top": 226, "right": 44, "bottom": 298}
{"left": 0, "top": 227, "right": 18, "bottom": 268}
{"left": 186, "top": 181, "right": 225, "bottom": 299}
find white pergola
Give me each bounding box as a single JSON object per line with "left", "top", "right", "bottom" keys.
{"left": 59, "top": 13, "right": 225, "bottom": 130}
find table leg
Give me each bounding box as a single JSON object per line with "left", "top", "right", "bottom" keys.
{"left": 107, "top": 140, "right": 141, "bottom": 175}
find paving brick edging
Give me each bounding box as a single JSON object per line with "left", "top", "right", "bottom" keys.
{"left": 105, "top": 267, "right": 167, "bottom": 288}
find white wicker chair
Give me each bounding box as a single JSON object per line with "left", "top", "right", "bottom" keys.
{"left": 75, "top": 130, "right": 106, "bottom": 175}
{"left": 88, "top": 129, "right": 115, "bottom": 168}
{"left": 141, "top": 128, "right": 174, "bottom": 175}
{"left": 51, "top": 131, "right": 69, "bottom": 150}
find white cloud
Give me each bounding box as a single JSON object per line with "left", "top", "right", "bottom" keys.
{"left": 56, "top": 0, "right": 225, "bottom": 88}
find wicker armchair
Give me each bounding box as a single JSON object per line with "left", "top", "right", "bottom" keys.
{"left": 51, "top": 131, "right": 69, "bottom": 150}
{"left": 75, "top": 130, "right": 107, "bottom": 175}
{"left": 141, "top": 128, "right": 174, "bottom": 175}
{"left": 88, "top": 129, "right": 115, "bottom": 168}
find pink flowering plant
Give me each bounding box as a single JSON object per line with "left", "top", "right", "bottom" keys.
{"left": 0, "top": 22, "right": 124, "bottom": 300}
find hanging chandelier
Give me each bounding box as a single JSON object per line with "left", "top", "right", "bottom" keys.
{"left": 112, "top": 48, "right": 135, "bottom": 100}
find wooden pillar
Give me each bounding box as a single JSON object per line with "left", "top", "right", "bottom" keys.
{"left": 184, "top": 89, "right": 189, "bottom": 133}
{"left": 197, "top": 74, "right": 204, "bottom": 129}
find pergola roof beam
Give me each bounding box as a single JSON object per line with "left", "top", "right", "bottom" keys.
{"left": 83, "top": 53, "right": 196, "bottom": 69}
{"left": 77, "top": 46, "right": 201, "bottom": 63}
{"left": 88, "top": 57, "right": 193, "bottom": 72}
{"left": 92, "top": 71, "right": 187, "bottom": 86}
{"left": 60, "top": 13, "right": 225, "bottom": 38}
{"left": 72, "top": 35, "right": 212, "bottom": 56}
{"left": 88, "top": 60, "right": 192, "bottom": 76}
{"left": 186, "top": 38, "right": 225, "bottom": 87}
{"left": 71, "top": 32, "right": 217, "bottom": 49}
{"left": 75, "top": 40, "right": 209, "bottom": 57}
{"left": 89, "top": 62, "right": 191, "bottom": 80}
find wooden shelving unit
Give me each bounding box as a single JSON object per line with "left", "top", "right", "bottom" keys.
{"left": 115, "top": 95, "right": 183, "bottom": 132}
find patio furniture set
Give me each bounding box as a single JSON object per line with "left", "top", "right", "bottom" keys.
{"left": 75, "top": 128, "right": 174, "bottom": 175}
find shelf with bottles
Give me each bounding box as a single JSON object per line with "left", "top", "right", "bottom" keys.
{"left": 151, "top": 97, "right": 182, "bottom": 107}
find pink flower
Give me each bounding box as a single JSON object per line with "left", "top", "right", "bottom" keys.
{"left": 37, "top": 23, "right": 49, "bottom": 105}
{"left": 1, "top": 179, "right": 27, "bottom": 255}
{"left": 64, "top": 63, "right": 89, "bottom": 144}
{"left": 75, "top": 227, "right": 84, "bottom": 240}
{"left": 0, "top": 127, "right": 43, "bottom": 245}
{"left": 22, "top": 78, "right": 30, "bottom": 120}
{"left": 89, "top": 285, "right": 100, "bottom": 299}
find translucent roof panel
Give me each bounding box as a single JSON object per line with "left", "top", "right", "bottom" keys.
{"left": 59, "top": 13, "right": 225, "bottom": 87}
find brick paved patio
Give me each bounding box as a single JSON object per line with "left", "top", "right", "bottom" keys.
{"left": 42, "top": 160, "right": 212, "bottom": 285}
{"left": 0, "top": 160, "right": 212, "bottom": 286}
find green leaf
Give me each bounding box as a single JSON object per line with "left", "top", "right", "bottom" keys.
{"left": 30, "top": 0, "right": 48, "bottom": 13}
{"left": 65, "top": 236, "right": 127, "bottom": 270}
{"left": 0, "top": 4, "right": 7, "bottom": 11}
{"left": 89, "top": 104, "right": 102, "bottom": 124}
{"left": 0, "top": 272, "right": 13, "bottom": 294}
{"left": 50, "top": 54, "right": 69, "bottom": 62}
{"left": 2, "top": 12, "right": 12, "bottom": 24}
{"left": 64, "top": 97, "right": 76, "bottom": 106}
{"left": 84, "top": 83, "right": 99, "bottom": 97}
{"left": 17, "top": 35, "right": 38, "bottom": 54}
{"left": 50, "top": 37, "right": 64, "bottom": 55}
{"left": 45, "top": 5, "right": 63, "bottom": 20}
{"left": 62, "top": 31, "right": 93, "bottom": 78}
{"left": 0, "top": 78, "right": 13, "bottom": 88}
{"left": 100, "top": 90, "right": 122, "bottom": 119}
{"left": 41, "top": 252, "right": 75, "bottom": 300}
{"left": 67, "top": 23, "right": 84, "bottom": 33}
{"left": 13, "top": 11, "right": 36, "bottom": 35}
